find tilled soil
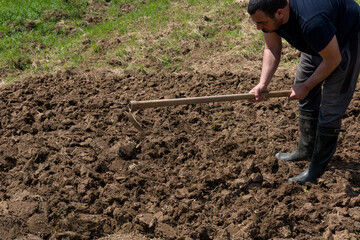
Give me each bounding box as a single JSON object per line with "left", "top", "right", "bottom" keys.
{"left": 0, "top": 68, "right": 360, "bottom": 240}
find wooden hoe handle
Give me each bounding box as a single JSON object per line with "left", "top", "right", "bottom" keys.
{"left": 129, "top": 90, "right": 291, "bottom": 111}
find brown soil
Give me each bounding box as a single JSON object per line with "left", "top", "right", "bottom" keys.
{"left": 1, "top": 64, "right": 360, "bottom": 240}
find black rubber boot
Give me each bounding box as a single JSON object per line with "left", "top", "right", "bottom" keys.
{"left": 275, "top": 109, "right": 318, "bottom": 162}
{"left": 288, "top": 126, "right": 340, "bottom": 185}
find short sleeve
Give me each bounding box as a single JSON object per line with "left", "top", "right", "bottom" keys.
{"left": 302, "top": 14, "right": 336, "bottom": 53}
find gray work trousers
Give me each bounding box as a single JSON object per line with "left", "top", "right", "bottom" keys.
{"left": 295, "top": 32, "right": 360, "bottom": 129}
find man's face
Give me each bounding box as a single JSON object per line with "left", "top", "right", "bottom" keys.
{"left": 250, "top": 10, "right": 283, "bottom": 33}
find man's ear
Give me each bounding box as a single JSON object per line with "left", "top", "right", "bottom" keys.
{"left": 276, "top": 9, "right": 284, "bottom": 18}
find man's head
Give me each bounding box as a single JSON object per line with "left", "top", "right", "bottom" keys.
{"left": 248, "top": 0, "right": 288, "bottom": 33}
{"left": 248, "top": 0, "right": 287, "bottom": 17}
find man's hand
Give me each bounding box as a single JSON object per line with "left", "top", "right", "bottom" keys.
{"left": 289, "top": 82, "right": 311, "bottom": 100}
{"left": 249, "top": 83, "right": 268, "bottom": 102}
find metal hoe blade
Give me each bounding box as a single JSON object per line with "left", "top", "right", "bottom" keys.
{"left": 127, "top": 109, "right": 144, "bottom": 132}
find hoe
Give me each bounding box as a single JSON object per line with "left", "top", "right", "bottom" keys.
{"left": 128, "top": 90, "right": 292, "bottom": 131}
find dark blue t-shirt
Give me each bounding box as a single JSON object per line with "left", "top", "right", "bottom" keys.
{"left": 276, "top": 0, "right": 360, "bottom": 55}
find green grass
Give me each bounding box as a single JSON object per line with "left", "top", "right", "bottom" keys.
{"left": 0, "top": 0, "right": 248, "bottom": 79}
{"left": 1, "top": 0, "right": 358, "bottom": 82}
{"left": 0, "top": 0, "right": 88, "bottom": 71}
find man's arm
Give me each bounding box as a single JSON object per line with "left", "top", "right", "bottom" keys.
{"left": 289, "top": 35, "right": 342, "bottom": 100}
{"left": 250, "top": 32, "right": 282, "bottom": 101}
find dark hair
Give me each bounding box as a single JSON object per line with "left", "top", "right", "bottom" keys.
{"left": 248, "top": 0, "right": 287, "bottom": 17}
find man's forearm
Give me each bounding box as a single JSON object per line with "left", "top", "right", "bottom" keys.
{"left": 290, "top": 35, "right": 342, "bottom": 100}
{"left": 259, "top": 48, "right": 281, "bottom": 88}
{"left": 290, "top": 59, "right": 340, "bottom": 100}
{"left": 303, "top": 59, "right": 340, "bottom": 91}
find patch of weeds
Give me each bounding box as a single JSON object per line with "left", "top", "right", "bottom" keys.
{"left": 172, "top": 60, "right": 183, "bottom": 73}
{"left": 8, "top": 56, "right": 32, "bottom": 71}
{"left": 33, "top": 64, "right": 48, "bottom": 72}
{"left": 200, "top": 26, "right": 217, "bottom": 39}
{"left": 2, "top": 75, "right": 17, "bottom": 84}
{"left": 250, "top": 32, "right": 264, "bottom": 53}
{"left": 159, "top": 55, "right": 171, "bottom": 68}
{"left": 116, "top": 48, "right": 128, "bottom": 60}
{"left": 129, "top": 35, "right": 138, "bottom": 43}
{"left": 128, "top": 64, "right": 147, "bottom": 73}
{"left": 70, "top": 54, "right": 83, "bottom": 66}
{"left": 92, "top": 43, "right": 102, "bottom": 53}
{"left": 223, "top": 28, "right": 244, "bottom": 39}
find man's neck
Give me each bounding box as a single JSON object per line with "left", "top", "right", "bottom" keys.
{"left": 282, "top": 1, "right": 290, "bottom": 25}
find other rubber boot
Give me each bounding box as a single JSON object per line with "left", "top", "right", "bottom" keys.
{"left": 275, "top": 109, "right": 318, "bottom": 162}
{"left": 288, "top": 126, "right": 339, "bottom": 185}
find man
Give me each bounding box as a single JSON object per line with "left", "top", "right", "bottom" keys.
{"left": 247, "top": 0, "right": 360, "bottom": 184}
